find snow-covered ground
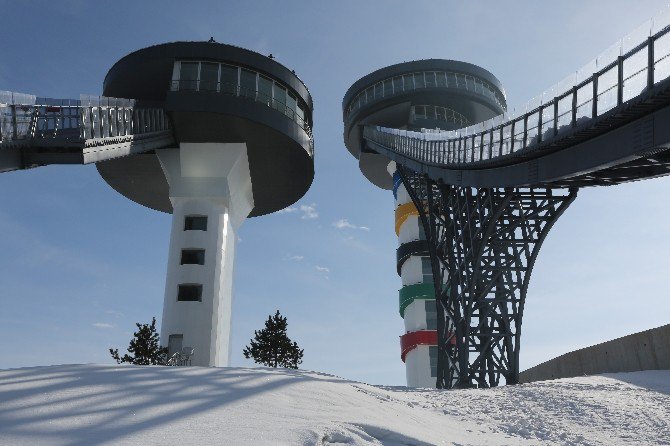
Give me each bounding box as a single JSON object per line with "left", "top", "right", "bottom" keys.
{"left": 0, "top": 365, "right": 668, "bottom": 445}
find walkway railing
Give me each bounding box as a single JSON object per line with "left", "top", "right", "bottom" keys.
{"left": 0, "top": 93, "right": 170, "bottom": 146}
{"left": 364, "top": 6, "right": 670, "bottom": 167}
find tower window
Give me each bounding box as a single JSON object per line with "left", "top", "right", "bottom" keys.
{"left": 177, "top": 284, "right": 202, "bottom": 302}
{"left": 425, "top": 300, "right": 437, "bottom": 330}
{"left": 184, "top": 215, "right": 207, "bottom": 231}
{"left": 180, "top": 249, "right": 205, "bottom": 265}
{"left": 429, "top": 346, "right": 438, "bottom": 377}
{"left": 421, "top": 257, "right": 433, "bottom": 283}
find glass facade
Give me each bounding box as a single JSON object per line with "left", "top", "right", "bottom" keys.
{"left": 346, "top": 70, "right": 506, "bottom": 118}
{"left": 172, "top": 61, "right": 310, "bottom": 130}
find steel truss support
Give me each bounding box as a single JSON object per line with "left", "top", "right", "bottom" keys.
{"left": 397, "top": 166, "right": 578, "bottom": 389}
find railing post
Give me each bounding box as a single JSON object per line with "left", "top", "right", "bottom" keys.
{"left": 510, "top": 120, "right": 515, "bottom": 153}
{"left": 522, "top": 115, "right": 528, "bottom": 150}
{"left": 592, "top": 75, "right": 599, "bottom": 118}
{"left": 10, "top": 105, "right": 18, "bottom": 139}
{"left": 571, "top": 87, "right": 577, "bottom": 128}
{"left": 537, "top": 107, "right": 544, "bottom": 143}
{"left": 498, "top": 127, "right": 503, "bottom": 157}
{"left": 470, "top": 136, "right": 475, "bottom": 162}
{"left": 648, "top": 36, "right": 655, "bottom": 89}
{"left": 488, "top": 129, "right": 493, "bottom": 159}
{"left": 553, "top": 98, "right": 559, "bottom": 137}
{"left": 617, "top": 55, "right": 624, "bottom": 106}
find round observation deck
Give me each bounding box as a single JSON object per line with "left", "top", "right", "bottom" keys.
{"left": 342, "top": 60, "right": 506, "bottom": 189}
{"left": 97, "top": 41, "right": 314, "bottom": 217}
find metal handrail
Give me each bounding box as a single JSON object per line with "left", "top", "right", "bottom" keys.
{"left": 362, "top": 7, "right": 670, "bottom": 168}
{"left": 0, "top": 95, "right": 170, "bottom": 144}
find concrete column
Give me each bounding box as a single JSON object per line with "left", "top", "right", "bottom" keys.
{"left": 157, "top": 142, "right": 253, "bottom": 367}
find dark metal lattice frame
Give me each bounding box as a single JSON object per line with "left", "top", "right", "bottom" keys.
{"left": 398, "top": 166, "right": 577, "bottom": 388}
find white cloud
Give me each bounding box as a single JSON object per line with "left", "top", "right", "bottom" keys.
{"left": 300, "top": 204, "right": 318, "bottom": 219}
{"left": 315, "top": 266, "right": 330, "bottom": 273}
{"left": 287, "top": 255, "right": 304, "bottom": 261}
{"left": 92, "top": 322, "right": 114, "bottom": 329}
{"left": 333, "top": 219, "right": 370, "bottom": 231}
{"left": 277, "top": 203, "right": 318, "bottom": 219}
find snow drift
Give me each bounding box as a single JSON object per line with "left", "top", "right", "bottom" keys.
{"left": 0, "top": 365, "right": 668, "bottom": 445}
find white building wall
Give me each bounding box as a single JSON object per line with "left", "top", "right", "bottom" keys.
{"left": 398, "top": 214, "right": 420, "bottom": 245}
{"left": 158, "top": 143, "right": 253, "bottom": 367}
{"left": 403, "top": 300, "right": 428, "bottom": 333}
{"left": 400, "top": 256, "right": 423, "bottom": 286}
{"left": 396, "top": 186, "right": 410, "bottom": 207}
{"left": 405, "top": 345, "right": 435, "bottom": 388}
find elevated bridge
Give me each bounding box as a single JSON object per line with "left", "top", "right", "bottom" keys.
{"left": 344, "top": 9, "right": 670, "bottom": 388}
{"left": 0, "top": 92, "right": 173, "bottom": 172}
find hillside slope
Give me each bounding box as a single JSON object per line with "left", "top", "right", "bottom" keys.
{"left": 0, "top": 365, "right": 668, "bottom": 445}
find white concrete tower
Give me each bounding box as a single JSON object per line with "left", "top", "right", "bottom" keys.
{"left": 97, "top": 42, "right": 314, "bottom": 367}
{"left": 157, "top": 143, "right": 253, "bottom": 367}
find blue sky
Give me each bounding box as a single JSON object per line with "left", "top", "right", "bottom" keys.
{"left": 1, "top": 0, "right": 669, "bottom": 386}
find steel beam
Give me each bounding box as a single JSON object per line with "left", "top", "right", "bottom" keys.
{"left": 398, "top": 165, "right": 577, "bottom": 388}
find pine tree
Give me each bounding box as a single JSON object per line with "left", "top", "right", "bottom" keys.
{"left": 109, "top": 317, "right": 168, "bottom": 365}
{"left": 243, "top": 310, "right": 304, "bottom": 368}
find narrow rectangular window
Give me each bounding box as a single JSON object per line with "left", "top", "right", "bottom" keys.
{"left": 421, "top": 257, "right": 433, "bottom": 283}
{"left": 296, "top": 102, "right": 306, "bottom": 126}
{"left": 179, "top": 62, "right": 199, "bottom": 91}
{"left": 425, "top": 300, "right": 437, "bottom": 330}
{"left": 383, "top": 79, "right": 393, "bottom": 96}
{"left": 429, "top": 345, "right": 438, "bottom": 377}
{"left": 220, "top": 64, "right": 238, "bottom": 95}
{"left": 403, "top": 74, "right": 414, "bottom": 91}
{"left": 258, "top": 75, "right": 273, "bottom": 106}
{"left": 286, "top": 92, "right": 297, "bottom": 120}
{"left": 184, "top": 215, "right": 207, "bottom": 231}
{"left": 425, "top": 72, "right": 437, "bottom": 88}
{"left": 273, "top": 83, "right": 287, "bottom": 112}
{"left": 393, "top": 76, "right": 403, "bottom": 93}
{"left": 436, "top": 72, "right": 447, "bottom": 88}
{"left": 240, "top": 69, "right": 257, "bottom": 99}
{"left": 199, "top": 62, "right": 219, "bottom": 92}
{"left": 177, "top": 284, "right": 202, "bottom": 302}
{"left": 180, "top": 249, "right": 205, "bottom": 265}
{"left": 414, "top": 72, "right": 425, "bottom": 89}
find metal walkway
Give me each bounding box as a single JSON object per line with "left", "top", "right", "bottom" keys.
{"left": 0, "top": 93, "right": 173, "bottom": 172}
{"left": 363, "top": 11, "right": 670, "bottom": 188}
{"left": 362, "top": 11, "right": 670, "bottom": 388}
